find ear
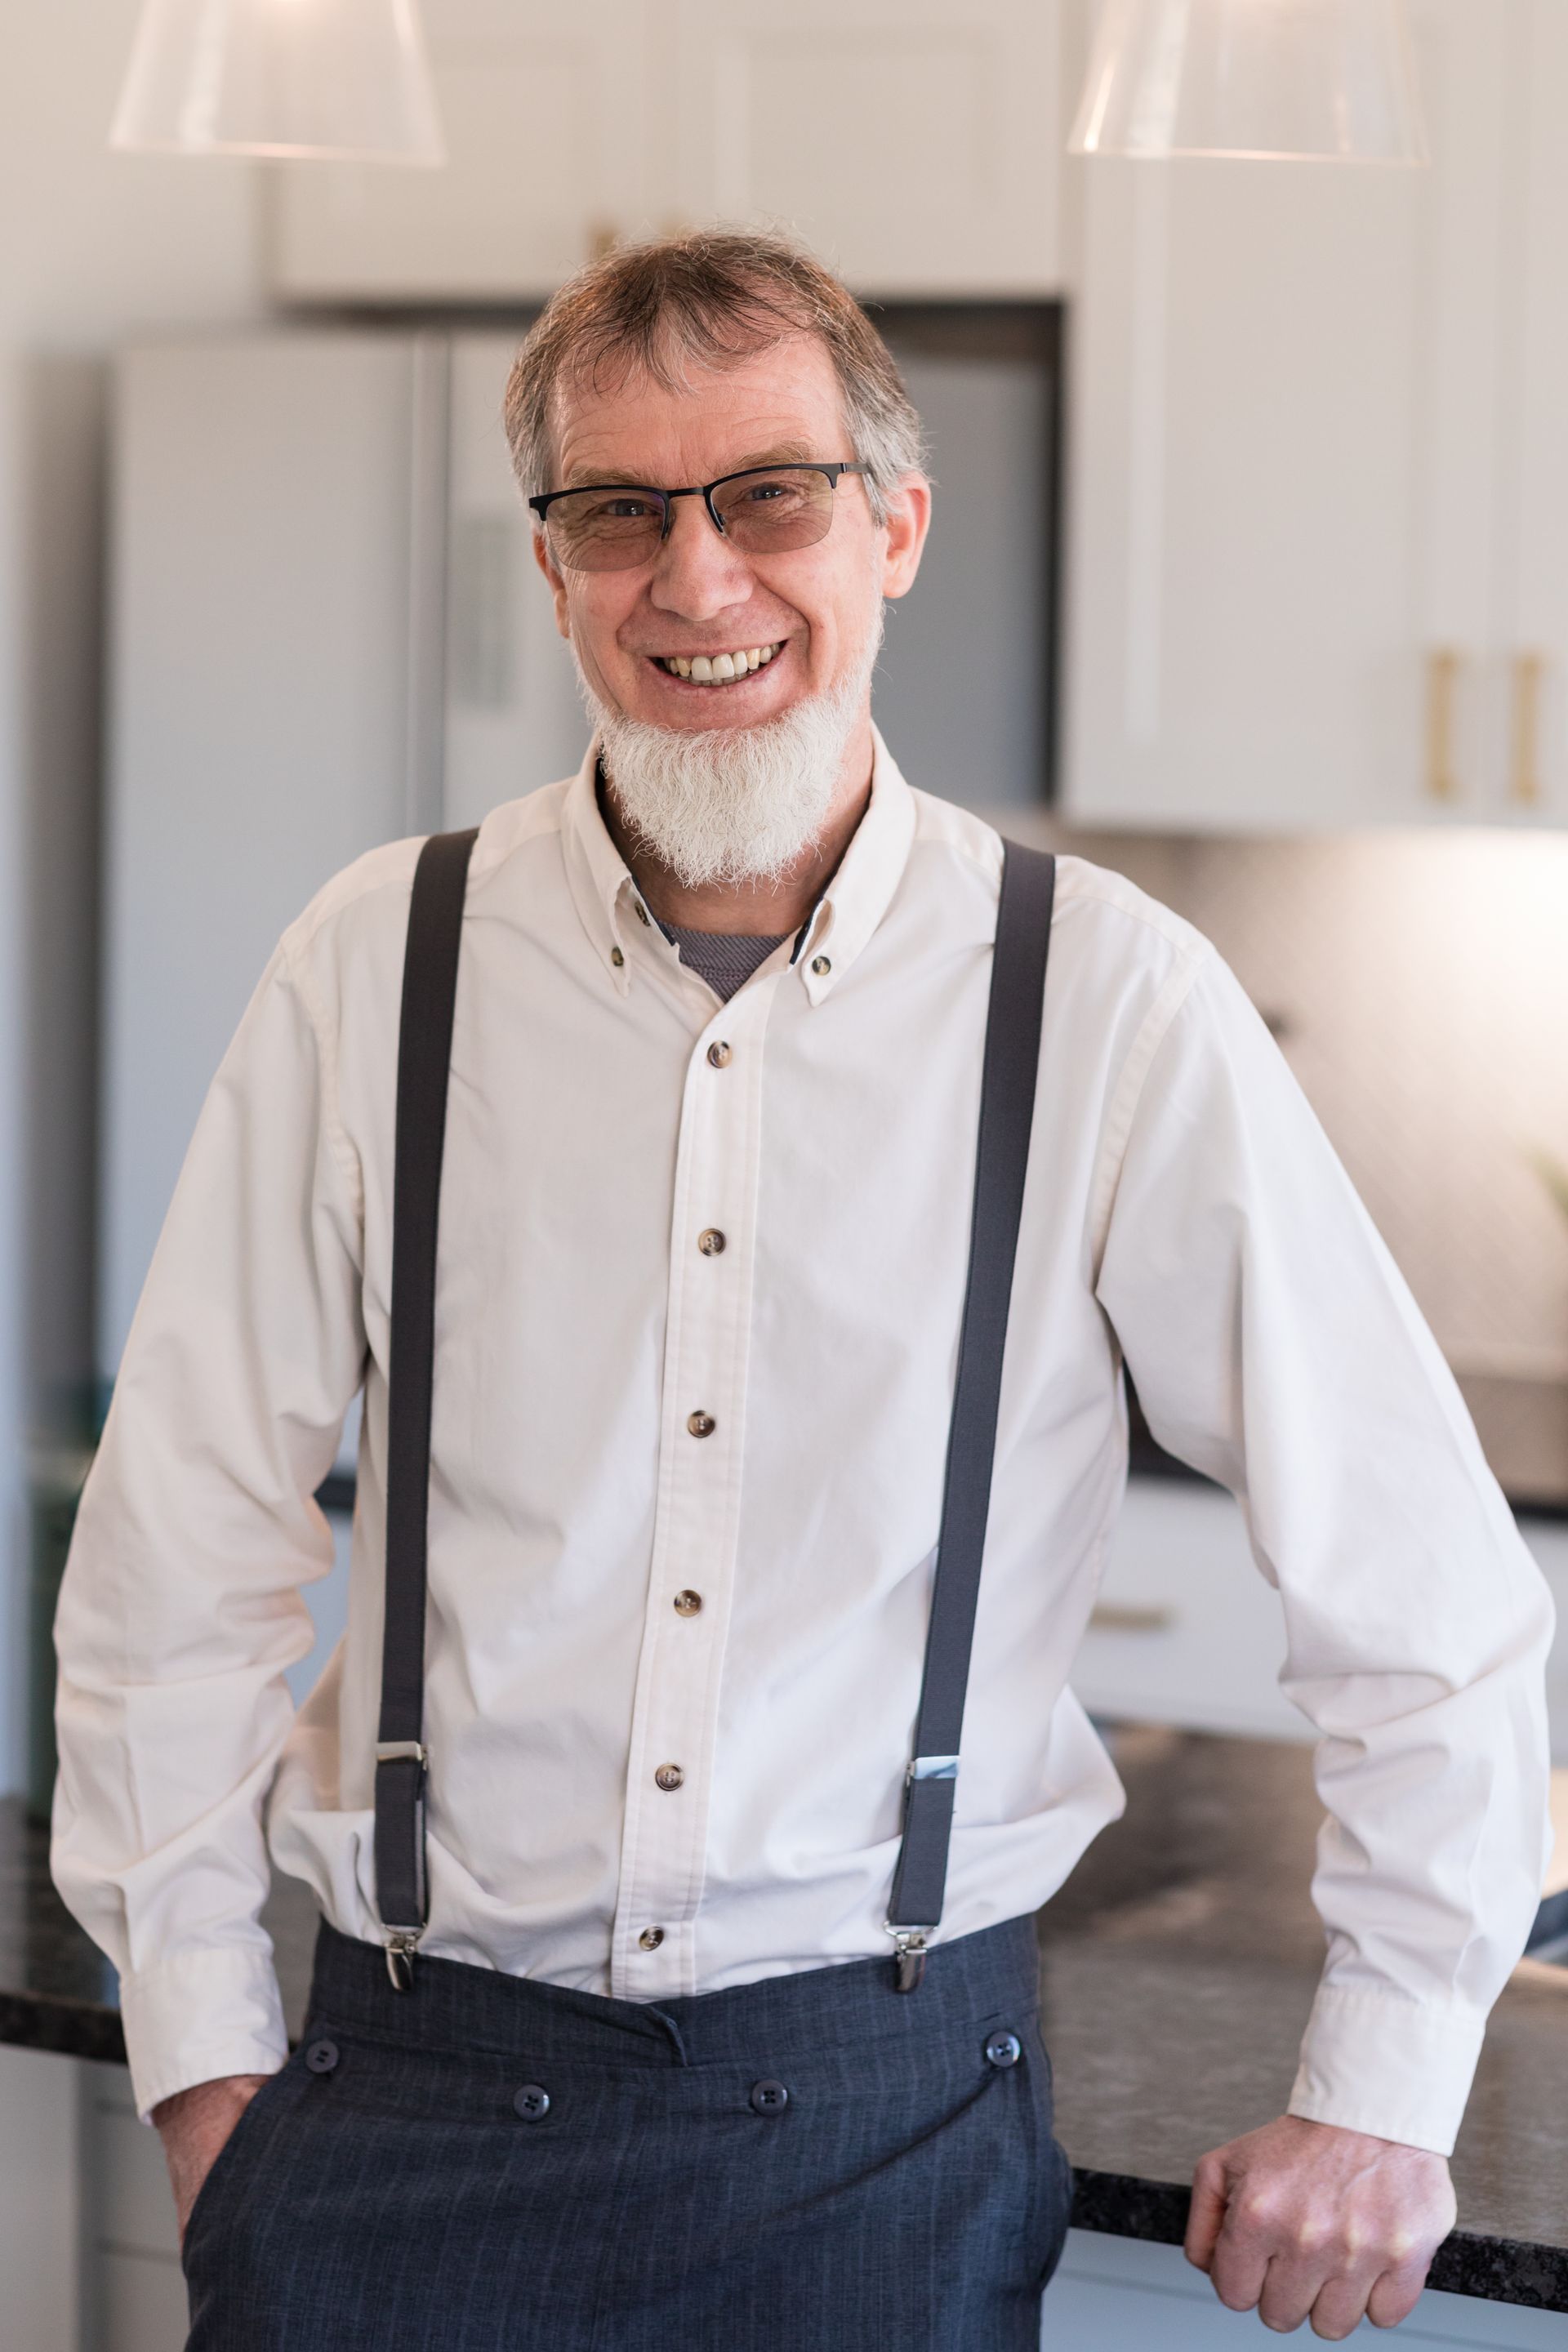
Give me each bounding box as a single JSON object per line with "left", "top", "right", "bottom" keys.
{"left": 879, "top": 472, "right": 933, "bottom": 603}
{"left": 531, "top": 524, "right": 572, "bottom": 639}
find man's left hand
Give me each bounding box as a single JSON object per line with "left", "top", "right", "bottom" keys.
{"left": 1184, "top": 2114, "right": 1456, "bottom": 2338}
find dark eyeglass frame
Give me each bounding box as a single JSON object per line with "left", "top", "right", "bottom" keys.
{"left": 528, "top": 461, "right": 867, "bottom": 562}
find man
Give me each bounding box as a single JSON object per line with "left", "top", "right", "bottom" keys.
{"left": 55, "top": 230, "right": 1551, "bottom": 2348}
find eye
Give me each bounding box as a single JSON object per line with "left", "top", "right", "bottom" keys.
{"left": 733, "top": 477, "right": 804, "bottom": 508}
{"left": 585, "top": 492, "right": 660, "bottom": 522}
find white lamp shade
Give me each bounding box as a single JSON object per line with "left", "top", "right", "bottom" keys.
{"left": 1069, "top": 0, "right": 1428, "bottom": 163}
{"left": 110, "top": 0, "right": 445, "bottom": 164}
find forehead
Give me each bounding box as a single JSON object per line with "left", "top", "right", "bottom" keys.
{"left": 550, "top": 334, "right": 849, "bottom": 486}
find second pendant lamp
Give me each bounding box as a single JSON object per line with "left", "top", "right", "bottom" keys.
{"left": 1070, "top": 0, "right": 1428, "bottom": 163}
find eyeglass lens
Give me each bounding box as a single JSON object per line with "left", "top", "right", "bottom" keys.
{"left": 546, "top": 466, "right": 840, "bottom": 573}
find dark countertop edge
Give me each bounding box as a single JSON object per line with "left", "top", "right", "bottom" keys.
{"left": 1068, "top": 2171, "right": 1568, "bottom": 2313}
{"left": 1, "top": 1988, "right": 1560, "bottom": 2312}
{"left": 0, "top": 1989, "right": 126, "bottom": 2066}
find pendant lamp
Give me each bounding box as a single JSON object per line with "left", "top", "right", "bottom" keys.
{"left": 110, "top": 0, "right": 445, "bottom": 164}
{"left": 1069, "top": 0, "right": 1428, "bottom": 163}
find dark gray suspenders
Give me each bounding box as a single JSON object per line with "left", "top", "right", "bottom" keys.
{"left": 372, "top": 829, "right": 1056, "bottom": 1993}
{"left": 373, "top": 826, "right": 479, "bottom": 1988}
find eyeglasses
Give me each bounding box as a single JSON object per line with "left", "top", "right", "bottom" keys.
{"left": 528, "top": 461, "right": 866, "bottom": 573}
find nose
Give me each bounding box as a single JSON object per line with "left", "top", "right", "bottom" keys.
{"left": 647, "top": 494, "right": 757, "bottom": 623}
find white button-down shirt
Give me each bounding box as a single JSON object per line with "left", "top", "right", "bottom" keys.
{"left": 53, "top": 733, "right": 1552, "bottom": 2149}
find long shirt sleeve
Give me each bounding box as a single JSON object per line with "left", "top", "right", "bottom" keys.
{"left": 52, "top": 938, "right": 366, "bottom": 2118}
{"left": 1095, "top": 947, "right": 1555, "bottom": 2154}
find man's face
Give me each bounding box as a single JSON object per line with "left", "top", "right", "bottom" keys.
{"left": 533, "top": 335, "right": 929, "bottom": 735}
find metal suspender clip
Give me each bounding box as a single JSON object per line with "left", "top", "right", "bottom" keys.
{"left": 376, "top": 1744, "right": 430, "bottom": 1987}
{"left": 383, "top": 1927, "right": 421, "bottom": 1992}
{"left": 884, "top": 1924, "right": 932, "bottom": 1994}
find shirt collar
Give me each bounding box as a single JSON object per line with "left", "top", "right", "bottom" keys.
{"left": 559, "top": 723, "right": 917, "bottom": 1006}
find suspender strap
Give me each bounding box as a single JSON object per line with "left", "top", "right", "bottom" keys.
{"left": 374, "top": 826, "right": 478, "bottom": 1984}
{"left": 886, "top": 840, "right": 1056, "bottom": 1987}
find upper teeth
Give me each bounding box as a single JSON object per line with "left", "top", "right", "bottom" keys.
{"left": 661, "top": 644, "right": 777, "bottom": 682}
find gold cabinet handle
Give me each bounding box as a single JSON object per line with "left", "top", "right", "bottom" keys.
{"left": 1511, "top": 652, "right": 1546, "bottom": 807}
{"left": 1425, "top": 648, "right": 1462, "bottom": 801}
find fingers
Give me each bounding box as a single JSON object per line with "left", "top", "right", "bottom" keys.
{"left": 1183, "top": 2152, "right": 1229, "bottom": 2274}
{"left": 1301, "top": 2274, "right": 1373, "bottom": 2340}
{"left": 1366, "top": 2255, "right": 1434, "bottom": 2330}
{"left": 1206, "top": 2187, "right": 1276, "bottom": 2314}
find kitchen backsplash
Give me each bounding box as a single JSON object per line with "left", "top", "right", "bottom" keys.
{"left": 1024, "top": 819, "right": 1568, "bottom": 1505}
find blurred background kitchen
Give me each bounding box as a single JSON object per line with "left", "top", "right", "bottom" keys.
{"left": 4, "top": 2, "right": 1568, "bottom": 2346}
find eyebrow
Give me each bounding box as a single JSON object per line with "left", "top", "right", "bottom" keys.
{"left": 561, "top": 440, "right": 821, "bottom": 490}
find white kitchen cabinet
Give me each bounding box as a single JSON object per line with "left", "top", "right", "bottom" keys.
{"left": 270, "top": 0, "right": 1066, "bottom": 302}
{"left": 1062, "top": 0, "right": 1568, "bottom": 833}
{"left": 270, "top": 0, "right": 657, "bottom": 301}
{"left": 666, "top": 0, "right": 1063, "bottom": 296}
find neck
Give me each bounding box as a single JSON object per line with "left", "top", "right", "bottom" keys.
{"left": 598, "top": 712, "right": 876, "bottom": 935}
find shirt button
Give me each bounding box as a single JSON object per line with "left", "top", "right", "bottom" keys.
{"left": 811, "top": 955, "right": 831, "bottom": 976}
{"left": 673, "top": 1589, "right": 703, "bottom": 1616}
{"left": 985, "top": 2031, "right": 1022, "bottom": 2069}
{"left": 687, "top": 1410, "right": 716, "bottom": 1438}
{"left": 514, "top": 2084, "right": 551, "bottom": 2120}
{"left": 749, "top": 2079, "right": 790, "bottom": 2116}
{"left": 697, "top": 1228, "right": 726, "bottom": 1256}
{"left": 706, "top": 1040, "right": 732, "bottom": 1068}
{"left": 654, "top": 1763, "right": 685, "bottom": 1792}
{"left": 610, "top": 945, "right": 625, "bottom": 968}
{"left": 639, "top": 1926, "right": 665, "bottom": 1950}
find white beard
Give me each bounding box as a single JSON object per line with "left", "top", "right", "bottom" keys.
{"left": 577, "top": 611, "right": 883, "bottom": 889}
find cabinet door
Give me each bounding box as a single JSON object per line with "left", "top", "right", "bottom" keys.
{"left": 1506, "top": 0, "right": 1568, "bottom": 826}
{"left": 270, "top": 0, "right": 657, "bottom": 301}
{"left": 1062, "top": 1, "right": 1505, "bottom": 833}
{"left": 668, "top": 0, "right": 1064, "bottom": 295}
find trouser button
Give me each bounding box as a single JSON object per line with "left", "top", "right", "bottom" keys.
{"left": 749, "top": 2078, "right": 790, "bottom": 2116}
{"left": 985, "top": 2031, "right": 1022, "bottom": 2069}
{"left": 305, "top": 2039, "right": 339, "bottom": 2074}
{"left": 514, "top": 2085, "right": 551, "bottom": 2120}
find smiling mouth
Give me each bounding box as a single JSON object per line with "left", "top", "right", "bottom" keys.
{"left": 654, "top": 642, "right": 781, "bottom": 684}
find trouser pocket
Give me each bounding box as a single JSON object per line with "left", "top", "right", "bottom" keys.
{"left": 180, "top": 2053, "right": 300, "bottom": 2275}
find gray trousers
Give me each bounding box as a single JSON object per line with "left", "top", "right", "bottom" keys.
{"left": 182, "top": 1912, "right": 1072, "bottom": 2350}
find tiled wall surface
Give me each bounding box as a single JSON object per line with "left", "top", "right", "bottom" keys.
{"left": 1027, "top": 821, "right": 1568, "bottom": 1502}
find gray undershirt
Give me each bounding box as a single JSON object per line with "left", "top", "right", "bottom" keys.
{"left": 665, "top": 924, "right": 790, "bottom": 1002}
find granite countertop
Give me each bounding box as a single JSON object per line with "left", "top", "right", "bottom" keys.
{"left": 5, "top": 1730, "right": 1566, "bottom": 2311}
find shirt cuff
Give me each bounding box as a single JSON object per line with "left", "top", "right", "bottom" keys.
{"left": 119, "top": 1946, "right": 290, "bottom": 2123}
{"left": 1288, "top": 1984, "right": 1486, "bottom": 2158}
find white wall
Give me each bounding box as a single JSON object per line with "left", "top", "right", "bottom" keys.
{"left": 0, "top": 3, "right": 269, "bottom": 1788}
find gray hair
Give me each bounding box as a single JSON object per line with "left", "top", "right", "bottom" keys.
{"left": 502, "top": 225, "right": 925, "bottom": 526}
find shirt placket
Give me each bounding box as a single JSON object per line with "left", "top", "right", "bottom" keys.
{"left": 608, "top": 969, "right": 777, "bottom": 1996}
